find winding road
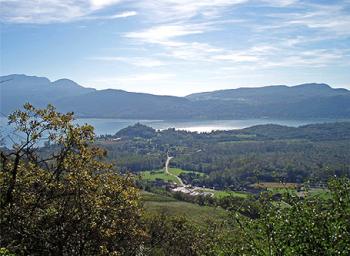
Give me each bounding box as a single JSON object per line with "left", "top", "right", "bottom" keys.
{"left": 165, "top": 154, "right": 185, "bottom": 186}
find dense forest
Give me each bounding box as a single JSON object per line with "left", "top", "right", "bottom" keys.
{"left": 98, "top": 122, "right": 350, "bottom": 189}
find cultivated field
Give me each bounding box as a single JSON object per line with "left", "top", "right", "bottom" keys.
{"left": 140, "top": 168, "right": 205, "bottom": 185}
{"left": 141, "top": 192, "right": 229, "bottom": 224}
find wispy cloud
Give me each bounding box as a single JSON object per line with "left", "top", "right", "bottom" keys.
{"left": 212, "top": 54, "right": 260, "bottom": 62}
{"left": 83, "top": 11, "right": 138, "bottom": 21}
{"left": 2, "top": 0, "right": 350, "bottom": 91}
{"left": 163, "top": 42, "right": 224, "bottom": 61}
{"left": 113, "top": 73, "right": 175, "bottom": 83}
{"left": 124, "top": 22, "right": 226, "bottom": 62}
{"left": 88, "top": 73, "right": 190, "bottom": 95}
{"left": 0, "top": 0, "right": 131, "bottom": 23}
{"left": 90, "top": 0, "right": 123, "bottom": 10}
{"left": 125, "top": 24, "right": 208, "bottom": 45}
{"left": 133, "top": 0, "right": 248, "bottom": 22}
{"left": 257, "top": 2, "right": 350, "bottom": 36}
{"left": 260, "top": 0, "right": 298, "bottom": 7}
{"left": 263, "top": 49, "right": 346, "bottom": 68}
{"left": 89, "top": 56, "right": 166, "bottom": 67}
{"left": 0, "top": 0, "right": 247, "bottom": 24}
{"left": 109, "top": 11, "right": 137, "bottom": 18}
{"left": 0, "top": 0, "right": 87, "bottom": 23}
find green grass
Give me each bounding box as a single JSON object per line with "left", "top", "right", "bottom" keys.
{"left": 168, "top": 168, "right": 206, "bottom": 177}
{"left": 141, "top": 191, "right": 178, "bottom": 202}
{"left": 254, "top": 182, "right": 299, "bottom": 189}
{"left": 196, "top": 188, "right": 249, "bottom": 199}
{"left": 141, "top": 191, "right": 229, "bottom": 224}
{"left": 140, "top": 168, "right": 205, "bottom": 185}
{"left": 267, "top": 187, "right": 331, "bottom": 199}
{"left": 140, "top": 170, "right": 180, "bottom": 184}
{"left": 306, "top": 188, "right": 331, "bottom": 199}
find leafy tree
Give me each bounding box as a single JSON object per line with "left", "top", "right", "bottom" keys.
{"left": 143, "top": 214, "right": 216, "bottom": 256}
{"left": 233, "top": 177, "right": 350, "bottom": 255}
{"left": 0, "top": 104, "right": 144, "bottom": 255}
{"left": 0, "top": 248, "right": 15, "bottom": 256}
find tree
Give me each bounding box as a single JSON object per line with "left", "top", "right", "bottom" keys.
{"left": 0, "top": 104, "right": 144, "bottom": 255}
{"left": 233, "top": 177, "right": 350, "bottom": 255}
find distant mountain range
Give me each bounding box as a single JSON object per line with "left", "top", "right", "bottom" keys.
{"left": 1, "top": 74, "right": 350, "bottom": 119}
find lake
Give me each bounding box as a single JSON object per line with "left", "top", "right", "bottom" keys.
{"left": 1, "top": 117, "right": 347, "bottom": 147}
{"left": 73, "top": 118, "right": 344, "bottom": 135}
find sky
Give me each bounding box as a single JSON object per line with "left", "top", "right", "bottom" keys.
{"left": 1, "top": 0, "right": 350, "bottom": 96}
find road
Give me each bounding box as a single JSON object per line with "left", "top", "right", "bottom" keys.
{"left": 164, "top": 155, "right": 185, "bottom": 186}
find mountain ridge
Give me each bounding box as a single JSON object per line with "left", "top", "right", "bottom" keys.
{"left": 1, "top": 74, "right": 350, "bottom": 119}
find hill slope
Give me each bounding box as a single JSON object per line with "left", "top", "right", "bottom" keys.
{"left": 186, "top": 83, "right": 349, "bottom": 104}
{"left": 1, "top": 74, "right": 349, "bottom": 119}
{"left": 0, "top": 74, "right": 95, "bottom": 114}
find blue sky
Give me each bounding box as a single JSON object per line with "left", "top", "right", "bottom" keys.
{"left": 1, "top": 0, "right": 350, "bottom": 95}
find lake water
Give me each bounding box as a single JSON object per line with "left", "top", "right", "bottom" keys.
{"left": 73, "top": 118, "right": 344, "bottom": 135}
{"left": 1, "top": 116, "right": 347, "bottom": 147}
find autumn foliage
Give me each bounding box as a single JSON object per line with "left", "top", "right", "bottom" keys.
{"left": 0, "top": 104, "right": 144, "bottom": 255}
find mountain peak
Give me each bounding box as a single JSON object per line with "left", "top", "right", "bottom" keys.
{"left": 293, "top": 83, "right": 331, "bottom": 89}
{"left": 1, "top": 74, "right": 50, "bottom": 84}
{"left": 52, "top": 78, "right": 80, "bottom": 88}
{"left": 2, "top": 74, "right": 350, "bottom": 119}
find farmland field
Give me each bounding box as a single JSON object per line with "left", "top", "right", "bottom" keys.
{"left": 140, "top": 168, "right": 205, "bottom": 185}
{"left": 252, "top": 182, "right": 299, "bottom": 189}
{"left": 168, "top": 168, "right": 206, "bottom": 177}
{"left": 140, "top": 169, "right": 180, "bottom": 184}
{"left": 141, "top": 191, "right": 229, "bottom": 224}
{"left": 252, "top": 182, "right": 330, "bottom": 199}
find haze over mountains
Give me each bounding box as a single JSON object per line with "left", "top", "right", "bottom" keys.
{"left": 1, "top": 74, "right": 350, "bottom": 119}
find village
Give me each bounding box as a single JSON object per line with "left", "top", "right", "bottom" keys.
{"left": 169, "top": 184, "right": 214, "bottom": 197}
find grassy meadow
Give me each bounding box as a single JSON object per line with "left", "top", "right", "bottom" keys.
{"left": 141, "top": 192, "right": 229, "bottom": 224}
{"left": 140, "top": 168, "right": 205, "bottom": 185}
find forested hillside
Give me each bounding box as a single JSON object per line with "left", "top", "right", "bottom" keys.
{"left": 99, "top": 122, "right": 350, "bottom": 189}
